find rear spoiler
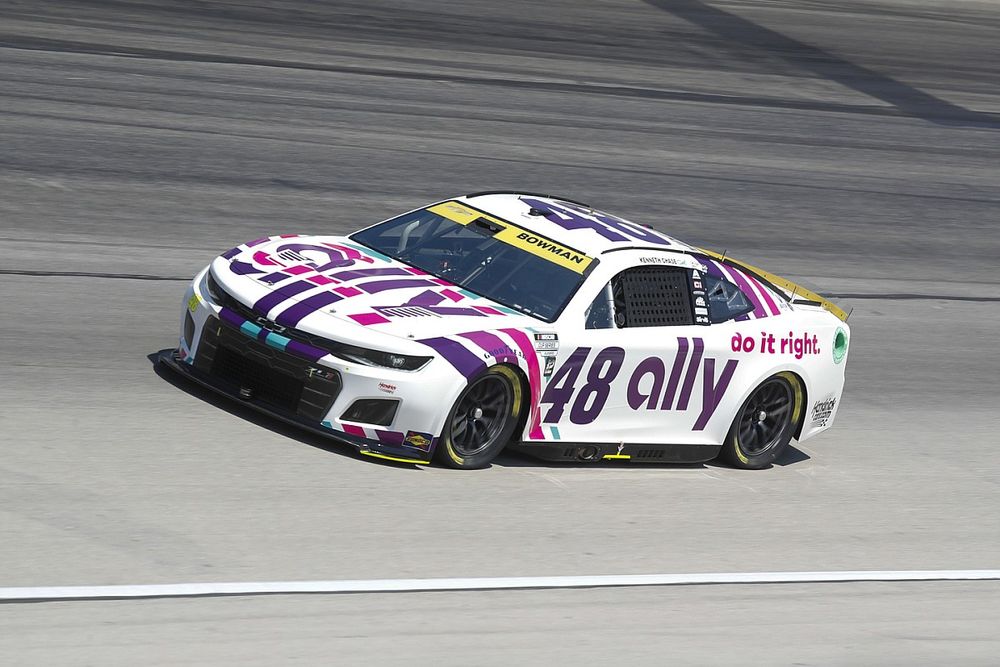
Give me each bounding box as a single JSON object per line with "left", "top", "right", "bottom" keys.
{"left": 698, "top": 249, "right": 849, "bottom": 322}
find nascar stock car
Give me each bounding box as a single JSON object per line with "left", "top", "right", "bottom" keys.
{"left": 161, "top": 191, "right": 850, "bottom": 469}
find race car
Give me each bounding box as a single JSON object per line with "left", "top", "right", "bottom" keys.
{"left": 161, "top": 191, "right": 850, "bottom": 469}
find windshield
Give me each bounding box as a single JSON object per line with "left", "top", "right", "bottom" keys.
{"left": 350, "top": 204, "right": 592, "bottom": 322}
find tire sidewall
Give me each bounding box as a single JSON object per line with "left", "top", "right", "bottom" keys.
{"left": 724, "top": 372, "right": 802, "bottom": 469}
{"left": 436, "top": 366, "right": 523, "bottom": 469}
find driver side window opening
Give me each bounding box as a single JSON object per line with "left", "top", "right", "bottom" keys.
{"left": 585, "top": 266, "right": 753, "bottom": 329}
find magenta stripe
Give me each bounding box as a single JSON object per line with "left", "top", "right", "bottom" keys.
{"left": 500, "top": 328, "right": 544, "bottom": 440}
{"left": 713, "top": 260, "right": 766, "bottom": 319}
{"left": 418, "top": 337, "right": 485, "bottom": 379}
{"left": 275, "top": 291, "right": 343, "bottom": 327}
{"left": 745, "top": 274, "right": 781, "bottom": 316}
{"left": 358, "top": 279, "right": 438, "bottom": 294}
{"left": 253, "top": 280, "right": 316, "bottom": 316}
{"left": 341, "top": 424, "right": 366, "bottom": 437}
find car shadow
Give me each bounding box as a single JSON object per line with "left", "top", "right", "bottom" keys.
{"left": 149, "top": 350, "right": 811, "bottom": 471}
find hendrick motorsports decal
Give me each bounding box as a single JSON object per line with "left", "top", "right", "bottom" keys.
{"left": 811, "top": 397, "right": 837, "bottom": 427}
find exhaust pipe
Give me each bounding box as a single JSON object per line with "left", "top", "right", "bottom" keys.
{"left": 576, "top": 446, "right": 601, "bottom": 462}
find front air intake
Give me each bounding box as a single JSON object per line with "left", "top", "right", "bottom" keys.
{"left": 341, "top": 399, "right": 399, "bottom": 427}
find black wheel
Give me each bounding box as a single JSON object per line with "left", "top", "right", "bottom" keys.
{"left": 435, "top": 366, "right": 523, "bottom": 469}
{"left": 720, "top": 372, "right": 803, "bottom": 469}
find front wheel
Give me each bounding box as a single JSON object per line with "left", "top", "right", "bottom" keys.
{"left": 720, "top": 372, "right": 803, "bottom": 469}
{"left": 435, "top": 366, "right": 523, "bottom": 469}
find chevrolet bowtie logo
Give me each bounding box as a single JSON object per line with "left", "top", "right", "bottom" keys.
{"left": 255, "top": 317, "right": 286, "bottom": 334}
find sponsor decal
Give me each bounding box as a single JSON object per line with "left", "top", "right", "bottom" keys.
{"left": 543, "top": 354, "right": 557, "bottom": 378}
{"left": 833, "top": 327, "right": 848, "bottom": 364}
{"left": 429, "top": 201, "right": 593, "bottom": 274}
{"left": 539, "top": 339, "right": 738, "bottom": 431}
{"left": 730, "top": 331, "right": 821, "bottom": 360}
{"left": 403, "top": 430, "right": 434, "bottom": 452}
{"left": 533, "top": 332, "right": 559, "bottom": 351}
{"left": 378, "top": 382, "right": 397, "bottom": 394}
{"left": 512, "top": 232, "right": 587, "bottom": 266}
{"left": 811, "top": 397, "right": 836, "bottom": 427}
{"left": 639, "top": 255, "right": 697, "bottom": 266}
{"left": 307, "top": 367, "right": 338, "bottom": 381}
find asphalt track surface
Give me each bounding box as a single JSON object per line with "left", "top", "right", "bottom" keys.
{"left": 1, "top": 0, "right": 999, "bottom": 663}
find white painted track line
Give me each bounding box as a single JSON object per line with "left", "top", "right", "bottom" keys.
{"left": 3, "top": 570, "right": 999, "bottom": 603}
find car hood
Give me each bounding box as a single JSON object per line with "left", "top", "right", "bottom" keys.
{"left": 211, "top": 235, "right": 543, "bottom": 346}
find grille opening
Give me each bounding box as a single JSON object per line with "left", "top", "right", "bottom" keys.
{"left": 212, "top": 345, "right": 304, "bottom": 412}
{"left": 614, "top": 266, "right": 694, "bottom": 328}
{"left": 183, "top": 311, "right": 196, "bottom": 348}
{"left": 341, "top": 399, "right": 399, "bottom": 427}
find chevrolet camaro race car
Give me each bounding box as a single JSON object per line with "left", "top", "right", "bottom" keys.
{"left": 161, "top": 191, "right": 850, "bottom": 469}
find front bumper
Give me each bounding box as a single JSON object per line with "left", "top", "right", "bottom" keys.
{"left": 169, "top": 268, "right": 462, "bottom": 465}
{"left": 158, "top": 349, "right": 432, "bottom": 464}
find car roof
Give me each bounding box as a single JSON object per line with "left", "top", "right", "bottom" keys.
{"left": 452, "top": 191, "right": 694, "bottom": 258}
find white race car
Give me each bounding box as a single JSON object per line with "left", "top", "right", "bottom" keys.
{"left": 162, "top": 192, "right": 850, "bottom": 469}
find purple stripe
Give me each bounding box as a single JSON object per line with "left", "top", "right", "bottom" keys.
{"left": 376, "top": 430, "right": 405, "bottom": 447}
{"left": 660, "top": 337, "right": 689, "bottom": 410}
{"left": 330, "top": 268, "right": 412, "bottom": 281}
{"left": 418, "top": 337, "right": 486, "bottom": 379}
{"left": 284, "top": 339, "right": 328, "bottom": 363}
{"left": 221, "top": 247, "right": 241, "bottom": 259}
{"left": 259, "top": 270, "right": 293, "bottom": 285}
{"left": 358, "top": 279, "right": 438, "bottom": 294}
{"left": 245, "top": 237, "right": 270, "bottom": 247}
{"left": 676, "top": 338, "right": 704, "bottom": 411}
{"left": 275, "top": 291, "right": 343, "bottom": 327}
{"left": 459, "top": 331, "right": 518, "bottom": 364}
{"left": 218, "top": 307, "right": 245, "bottom": 330}
{"left": 714, "top": 261, "right": 766, "bottom": 319}
{"left": 252, "top": 280, "right": 316, "bottom": 316}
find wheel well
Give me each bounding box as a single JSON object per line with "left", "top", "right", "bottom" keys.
{"left": 788, "top": 371, "right": 809, "bottom": 440}
{"left": 494, "top": 363, "right": 531, "bottom": 444}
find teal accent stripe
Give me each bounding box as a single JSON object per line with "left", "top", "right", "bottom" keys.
{"left": 550, "top": 426, "right": 561, "bottom": 440}
{"left": 264, "top": 332, "right": 291, "bottom": 351}
{"left": 496, "top": 306, "right": 520, "bottom": 315}
{"left": 458, "top": 289, "right": 481, "bottom": 300}
{"left": 240, "top": 321, "right": 262, "bottom": 338}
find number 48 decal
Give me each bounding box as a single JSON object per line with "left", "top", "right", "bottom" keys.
{"left": 540, "top": 347, "right": 625, "bottom": 425}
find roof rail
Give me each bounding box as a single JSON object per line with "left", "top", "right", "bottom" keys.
{"left": 463, "top": 190, "right": 592, "bottom": 208}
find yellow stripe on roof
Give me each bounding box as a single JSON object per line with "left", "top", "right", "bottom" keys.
{"left": 428, "top": 201, "right": 594, "bottom": 274}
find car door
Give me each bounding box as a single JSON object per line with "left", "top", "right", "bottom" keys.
{"left": 536, "top": 263, "right": 751, "bottom": 445}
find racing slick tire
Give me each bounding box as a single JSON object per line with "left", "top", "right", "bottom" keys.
{"left": 435, "top": 365, "right": 523, "bottom": 469}
{"left": 720, "top": 372, "right": 803, "bottom": 470}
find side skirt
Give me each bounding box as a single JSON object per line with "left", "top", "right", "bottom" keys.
{"left": 509, "top": 441, "right": 721, "bottom": 464}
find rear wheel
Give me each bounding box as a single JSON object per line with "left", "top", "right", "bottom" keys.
{"left": 720, "top": 372, "right": 802, "bottom": 469}
{"left": 435, "top": 366, "right": 523, "bottom": 469}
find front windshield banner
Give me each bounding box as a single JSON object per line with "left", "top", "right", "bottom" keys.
{"left": 427, "top": 201, "right": 594, "bottom": 274}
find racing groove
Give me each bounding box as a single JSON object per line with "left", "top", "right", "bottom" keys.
{"left": 1, "top": 0, "right": 999, "bottom": 663}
